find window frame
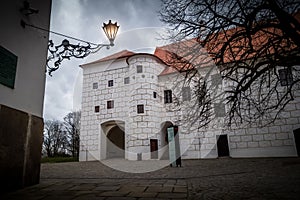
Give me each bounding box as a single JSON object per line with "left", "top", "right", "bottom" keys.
{"left": 182, "top": 86, "right": 191, "bottom": 101}
{"left": 108, "top": 80, "right": 114, "bottom": 87}
{"left": 164, "top": 90, "right": 172, "bottom": 104}
{"left": 137, "top": 65, "right": 143, "bottom": 73}
{"left": 124, "top": 77, "right": 130, "bottom": 84}
{"left": 107, "top": 100, "right": 114, "bottom": 109}
{"left": 92, "top": 82, "right": 98, "bottom": 89}
{"left": 137, "top": 104, "right": 144, "bottom": 114}
{"left": 214, "top": 103, "right": 225, "bottom": 117}
{"left": 94, "top": 106, "right": 100, "bottom": 113}
{"left": 153, "top": 91, "right": 157, "bottom": 99}
{"left": 279, "top": 68, "right": 293, "bottom": 86}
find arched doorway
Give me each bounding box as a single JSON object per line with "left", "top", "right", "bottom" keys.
{"left": 160, "top": 121, "right": 173, "bottom": 160}
{"left": 106, "top": 125, "right": 125, "bottom": 158}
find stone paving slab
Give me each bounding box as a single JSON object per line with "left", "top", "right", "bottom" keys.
{"left": 1, "top": 158, "right": 300, "bottom": 199}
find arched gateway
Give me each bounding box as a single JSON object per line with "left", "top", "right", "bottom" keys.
{"left": 101, "top": 120, "right": 125, "bottom": 159}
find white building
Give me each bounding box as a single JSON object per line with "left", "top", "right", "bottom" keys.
{"left": 79, "top": 43, "right": 300, "bottom": 161}
{"left": 0, "top": 0, "right": 51, "bottom": 191}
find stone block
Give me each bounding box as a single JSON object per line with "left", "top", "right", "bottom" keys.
{"left": 290, "top": 110, "right": 300, "bottom": 117}
{"left": 236, "top": 142, "right": 247, "bottom": 148}
{"left": 268, "top": 126, "right": 280, "bottom": 133}
{"left": 283, "top": 139, "right": 294, "bottom": 146}
{"left": 241, "top": 135, "right": 252, "bottom": 142}
{"left": 276, "top": 133, "right": 288, "bottom": 140}
{"left": 257, "top": 127, "right": 268, "bottom": 134}
{"left": 134, "top": 140, "right": 143, "bottom": 146}
{"left": 227, "top": 140, "right": 236, "bottom": 148}
{"left": 264, "top": 134, "right": 276, "bottom": 141}
{"left": 271, "top": 140, "right": 283, "bottom": 146}
{"left": 248, "top": 141, "right": 259, "bottom": 148}
{"left": 259, "top": 141, "right": 271, "bottom": 147}
{"left": 230, "top": 136, "right": 241, "bottom": 142}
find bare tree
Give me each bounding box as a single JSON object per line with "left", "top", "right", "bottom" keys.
{"left": 43, "top": 120, "right": 67, "bottom": 157}
{"left": 63, "top": 111, "right": 81, "bottom": 158}
{"left": 159, "top": 0, "right": 300, "bottom": 127}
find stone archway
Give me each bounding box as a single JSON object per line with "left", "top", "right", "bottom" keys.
{"left": 106, "top": 125, "right": 125, "bottom": 158}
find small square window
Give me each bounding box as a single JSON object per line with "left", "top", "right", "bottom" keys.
{"left": 211, "top": 74, "right": 222, "bottom": 86}
{"left": 279, "top": 68, "right": 293, "bottom": 86}
{"left": 137, "top": 104, "right": 144, "bottom": 113}
{"left": 137, "top": 65, "right": 143, "bottom": 73}
{"left": 164, "top": 90, "right": 172, "bottom": 104}
{"left": 94, "top": 106, "right": 100, "bottom": 113}
{"left": 108, "top": 80, "right": 113, "bottom": 87}
{"left": 214, "top": 103, "right": 225, "bottom": 117}
{"left": 124, "top": 77, "right": 130, "bottom": 84}
{"left": 107, "top": 100, "right": 114, "bottom": 109}
{"left": 153, "top": 92, "right": 157, "bottom": 98}
{"left": 92, "top": 82, "right": 98, "bottom": 89}
{"left": 182, "top": 87, "right": 191, "bottom": 101}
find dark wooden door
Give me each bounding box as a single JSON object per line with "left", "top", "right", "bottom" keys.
{"left": 217, "top": 135, "right": 230, "bottom": 157}
{"left": 293, "top": 128, "right": 300, "bottom": 156}
{"left": 150, "top": 139, "right": 158, "bottom": 159}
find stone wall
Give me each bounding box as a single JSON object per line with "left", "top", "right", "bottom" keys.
{"left": 0, "top": 105, "right": 43, "bottom": 193}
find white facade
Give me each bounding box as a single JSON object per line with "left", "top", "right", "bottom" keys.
{"left": 79, "top": 50, "right": 299, "bottom": 161}
{"left": 0, "top": 0, "right": 51, "bottom": 117}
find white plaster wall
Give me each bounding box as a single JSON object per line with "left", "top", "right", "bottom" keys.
{"left": 80, "top": 52, "right": 299, "bottom": 161}
{"left": 0, "top": 0, "right": 51, "bottom": 117}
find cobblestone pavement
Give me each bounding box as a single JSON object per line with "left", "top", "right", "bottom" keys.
{"left": 1, "top": 158, "right": 300, "bottom": 199}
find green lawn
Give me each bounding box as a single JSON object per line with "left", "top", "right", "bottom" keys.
{"left": 41, "top": 156, "right": 78, "bottom": 163}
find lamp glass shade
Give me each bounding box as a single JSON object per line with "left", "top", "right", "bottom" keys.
{"left": 102, "top": 20, "right": 119, "bottom": 44}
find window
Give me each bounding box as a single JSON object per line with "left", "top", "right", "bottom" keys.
{"left": 124, "top": 77, "right": 130, "bottom": 84}
{"left": 94, "top": 106, "right": 100, "bottom": 113}
{"left": 107, "top": 100, "right": 114, "bottom": 109}
{"left": 137, "top": 104, "right": 144, "bottom": 113}
{"left": 211, "top": 74, "right": 222, "bottom": 86}
{"left": 214, "top": 103, "right": 225, "bottom": 117}
{"left": 182, "top": 87, "right": 191, "bottom": 101}
{"left": 108, "top": 80, "right": 113, "bottom": 87}
{"left": 137, "top": 65, "right": 143, "bottom": 73}
{"left": 92, "top": 82, "right": 98, "bottom": 89}
{"left": 164, "top": 90, "right": 172, "bottom": 104}
{"left": 153, "top": 91, "right": 157, "bottom": 98}
{"left": 279, "top": 68, "right": 293, "bottom": 86}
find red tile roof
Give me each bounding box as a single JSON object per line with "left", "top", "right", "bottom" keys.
{"left": 81, "top": 50, "right": 135, "bottom": 67}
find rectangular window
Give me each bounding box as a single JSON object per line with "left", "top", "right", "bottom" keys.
{"left": 214, "top": 103, "right": 225, "bottom": 117}
{"left": 137, "top": 104, "right": 144, "bottom": 113}
{"left": 153, "top": 91, "right": 157, "bottom": 98}
{"left": 137, "top": 65, "right": 143, "bottom": 73}
{"left": 107, "top": 100, "right": 114, "bottom": 109}
{"left": 164, "top": 90, "right": 172, "bottom": 104}
{"left": 92, "top": 82, "right": 98, "bottom": 89}
{"left": 182, "top": 87, "right": 191, "bottom": 101}
{"left": 94, "top": 106, "right": 100, "bottom": 113}
{"left": 279, "top": 68, "right": 293, "bottom": 86}
{"left": 211, "top": 74, "right": 222, "bottom": 86}
{"left": 124, "top": 77, "right": 130, "bottom": 84}
{"left": 108, "top": 80, "right": 113, "bottom": 87}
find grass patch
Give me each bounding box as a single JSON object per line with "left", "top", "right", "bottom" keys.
{"left": 41, "top": 156, "right": 78, "bottom": 163}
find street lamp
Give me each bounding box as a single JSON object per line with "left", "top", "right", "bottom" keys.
{"left": 21, "top": 20, "right": 119, "bottom": 76}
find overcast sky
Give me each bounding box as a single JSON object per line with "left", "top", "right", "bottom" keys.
{"left": 43, "top": 0, "right": 167, "bottom": 120}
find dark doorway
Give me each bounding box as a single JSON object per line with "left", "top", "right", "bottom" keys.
{"left": 217, "top": 135, "right": 230, "bottom": 157}
{"left": 160, "top": 121, "right": 173, "bottom": 160}
{"left": 293, "top": 128, "right": 300, "bottom": 156}
{"left": 107, "top": 126, "right": 125, "bottom": 158}
{"left": 150, "top": 139, "right": 158, "bottom": 159}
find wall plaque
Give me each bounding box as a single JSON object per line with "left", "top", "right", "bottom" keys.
{"left": 0, "top": 46, "right": 18, "bottom": 89}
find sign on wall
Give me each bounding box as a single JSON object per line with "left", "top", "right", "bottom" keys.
{"left": 0, "top": 46, "right": 18, "bottom": 89}
{"left": 167, "top": 127, "right": 176, "bottom": 167}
